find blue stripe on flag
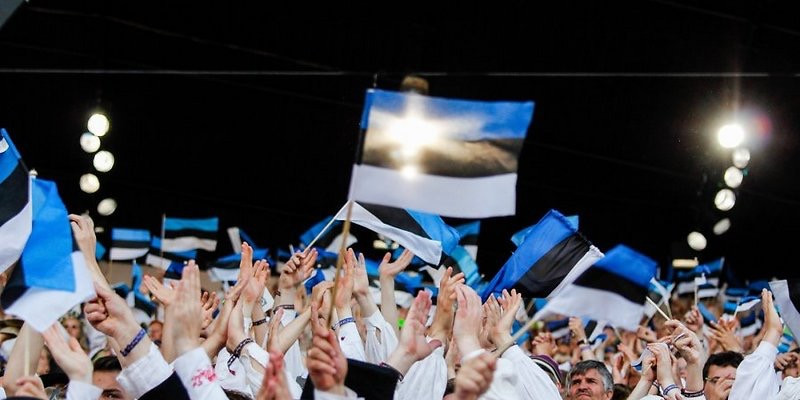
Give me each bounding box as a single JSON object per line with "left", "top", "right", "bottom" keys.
{"left": 164, "top": 217, "right": 218, "bottom": 232}
{"left": 299, "top": 216, "right": 339, "bottom": 246}
{"left": 592, "top": 244, "right": 657, "bottom": 288}
{"left": 150, "top": 237, "right": 197, "bottom": 259}
{"left": 698, "top": 302, "right": 718, "bottom": 325}
{"left": 0, "top": 129, "right": 23, "bottom": 183}
{"left": 21, "top": 179, "right": 75, "bottom": 291}
{"left": 304, "top": 269, "right": 326, "bottom": 294}
{"left": 112, "top": 228, "right": 150, "bottom": 243}
{"left": 95, "top": 242, "right": 106, "bottom": 260}
{"left": 406, "top": 209, "right": 461, "bottom": 256}
{"left": 455, "top": 221, "right": 480, "bottom": 238}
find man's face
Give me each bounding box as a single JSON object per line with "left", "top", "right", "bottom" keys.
{"left": 148, "top": 322, "right": 162, "bottom": 341}
{"left": 93, "top": 370, "right": 131, "bottom": 400}
{"left": 568, "top": 369, "right": 612, "bottom": 400}
{"left": 704, "top": 365, "right": 737, "bottom": 400}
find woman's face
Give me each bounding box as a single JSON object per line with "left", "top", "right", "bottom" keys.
{"left": 63, "top": 318, "right": 81, "bottom": 339}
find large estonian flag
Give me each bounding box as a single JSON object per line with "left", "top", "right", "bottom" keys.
{"left": 145, "top": 237, "right": 197, "bottom": 270}
{"left": 349, "top": 89, "right": 534, "bottom": 218}
{"left": 161, "top": 216, "right": 218, "bottom": 252}
{"left": 0, "top": 179, "right": 95, "bottom": 332}
{"left": 480, "top": 209, "right": 603, "bottom": 301}
{"left": 534, "top": 244, "right": 657, "bottom": 331}
{"left": 335, "top": 201, "right": 460, "bottom": 266}
{"left": 769, "top": 280, "right": 800, "bottom": 344}
{"left": 109, "top": 228, "right": 150, "bottom": 261}
{"left": 0, "top": 129, "right": 32, "bottom": 273}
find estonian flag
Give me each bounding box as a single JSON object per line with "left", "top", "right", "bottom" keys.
{"left": 161, "top": 216, "right": 218, "bottom": 252}
{"left": 545, "top": 318, "right": 571, "bottom": 340}
{"left": 534, "top": 244, "right": 657, "bottom": 331}
{"left": 0, "top": 179, "right": 95, "bottom": 332}
{"left": 676, "top": 258, "right": 723, "bottom": 295}
{"left": 480, "top": 209, "right": 603, "bottom": 300}
{"left": 129, "top": 261, "right": 155, "bottom": 322}
{"left": 109, "top": 228, "right": 150, "bottom": 261}
{"left": 644, "top": 278, "right": 674, "bottom": 319}
{"left": 335, "top": 201, "right": 460, "bottom": 266}
{"left": 349, "top": 89, "right": 534, "bottom": 218}
{"left": 0, "top": 129, "right": 32, "bottom": 273}
{"left": 455, "top": 221, "right": 480, "bottom": 260}
{"left": 735, "top": 295, "right": 762, "bottom": 314}
{"left": 511, "top": 215, "right": 579, "bottom": 247}
{"left": 208, "top": 248, "right": 271, "bottom": 282}
{"left": 145, "top": 237, "right": 197, "bottom": 270}
{"left": 769, "top": 280, "right": 800, "bottom": 343}
{"left": 438, "top": 221, "right": 482, "bottom": 287}
{"left": 739, "top": 312, "right": 761, "bottom": 337}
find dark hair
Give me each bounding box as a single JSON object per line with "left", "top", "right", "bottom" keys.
{"left": 223, "top": 389, "right": 253, "bottom": 400}
{"left": 444, "top": 378, "right": 456, "bottom": 396}
{"left": 703, "top": 351, "right": 744, "bottom": 380}
{"left": 612, "top": 383, "right": 631, "bottom": 400}
{"left": 93, "top": 356, "right": 122, "bottom": 372}
{"left": 567, "top": 360, "right": 613, "bottom": 392}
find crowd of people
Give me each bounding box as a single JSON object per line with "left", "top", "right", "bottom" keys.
{"left": 0, "top": 214, "right": 798, "bottom": 400}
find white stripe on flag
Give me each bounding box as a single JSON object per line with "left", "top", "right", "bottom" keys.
{"left": 698, "top": 287, "right": 719, "bottom": 299}
{"left": 349, "top": 164, "right": 517, "bottom": 218}
{"left": 161, "top": 237, "right": 217, "bottom": 252}
{"left": 551, "top": 326, "right": 570, "bottom": 340}
{"left": 736, "top": 298, "right": 761, "bottom": 314}
{"left": 209, "top": 267, "right": 240, "bottom": 282}
{"left": 5, "top": 252, "right": 95, "bottom": 332}
{"left": 145, "top": 254, "right": 171, "bottom": 270}
{"left": 770, "top": 280, "right": 800, "bottom": 344}
{"left": 535, "top": 285, "right": 646, "bottom": 331}
{"left": 546, "top": 245, "right": 604, "bottom": 300}
{"left": 109, "top": 247, "right": 149, "bottom": 261}
{"left": 0, "top": 198, "right": 32, "bottom": 273}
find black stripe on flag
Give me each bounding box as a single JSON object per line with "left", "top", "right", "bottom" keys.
{"left": 112, "top": 240, "right": 150, "bottom": 249}
{"left": 573, "top": 268, "right": 648, "bottom": 305}
{"left": 358, "top": 203, "right": 428, "bottom": 239}
{"left": 0, "top": 162, "right": 28, "bottom": 226}
{"left": 164, "top": 229, "right": 216, "bottom": 240}
{"left": 515, "top": 233, "right": 592, "bottom": 298}
{"left": 148, "top": 247, "right": 191, "bottom": 262}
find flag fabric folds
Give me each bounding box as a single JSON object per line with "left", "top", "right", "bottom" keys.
{"left": 110, "top": 228, "right": 150, "bottom": 261}
{"left": 349, "top": 89, "right": 535, "bottom": 218}
{"left": 0, "top": 129, "right": 32, "bottom": 273}
{"left": 769, "top": 280, "right": 800, "bottom": 343}
{"left": 0, "top": 179, "right": 94, "bottom": 331}
{"left": 145, "top": 237, "right": 197, "bottom": 270}
{"left": 534, "top": 244, "right": 657, "bottom": 331}
{"left": 511, "top": 215, "right": 579, "bottom": 248}
{"left": 161, "top": 216, "right": 218, "bottom": 252}
{"left": 481, "top": 209, "right": 603, "bottom": 300}
{"left": 335, "top": 201, "right": 460, "bottom": 266}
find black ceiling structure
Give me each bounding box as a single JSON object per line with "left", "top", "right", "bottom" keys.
{"left": 1, "top": 0, "right": 799, "bottom": 281}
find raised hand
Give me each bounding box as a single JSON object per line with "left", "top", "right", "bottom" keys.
{"left": 256, "top": 351, "right": 292, "bottom": 400}
{"left": 453, "top": 285, "right": 483, "bottom": 354}
{"left": 454, "top": 352, "right": 497, "bottom": 400}
{"left": 775, "top": 352, "right": 798, "bottom": 371}
{"left": 266, "top": 308, "right": 285, "bottom": 353}
{"left": 42, "top": 324, "right": 93, "bottom": 383}
{"left": 430, "top": 267, "right": 465, "bottom": 345}
{"left": 244, "top": 259, "right": 270, "bottom": 305}
{"left": 333, "top": 252, "right": 355, "bottom": 315}
{"left": 163, "top": 262, "right": 203, "bottom": 357}
{"left": 68, "top": 214, "right": 96, "bottom": 260}
{"left": 308, "top": 303, "right": 347, "bottom": 395}
{"left": 14, "top": 376, "right": 46, "bottom": 400}
{"left": 636, "top": 326, "right": 657, "bottom": 343}
{"left": 378, "top": 249, "right": 413, "bottom": 278}
{"left": 201, "top": 291, "right": 220, "bottom": 330}
{"left": 144, "top": 275, "right": 176, "bottom": 306}
{"left": 279, "top": 249, "right": 317, "bottom": 289}
{"left": 647, "top": 343, "right": 675, "bottom": 387}
{"left": 569, "top": 316, "right": 588, "bottom": 343}
{"left": 762, "top": 288, "right": 783, "bottom": 346}
{"left": 385, "top": 290, "right": 443, "bottom": 376}
{"left": 84, "top": 283, "right": 140, "bottom": 344}
{"left": 683, "top": 306, "right": 703, "bottom": 334}
{"left": 664, "top": 320, "right": 702, "bottom": 365}
{"left": 709, "top": 320, "right": 743, "bottom": 352}
{"left": 610, "top": 352, "right": 628, "bottom": 384}
{"left": 350, "top": 249, "right": 369, "bottom": 297}
{"left": 532, "top": 332, "right": 557, "bottom": 357}
{"left": 494, "top": 289, "right": 522, "bottom": 344}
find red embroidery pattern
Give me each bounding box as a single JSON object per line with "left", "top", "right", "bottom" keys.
{"left": 191, "top": 366, "right": 217, "bottom": 387}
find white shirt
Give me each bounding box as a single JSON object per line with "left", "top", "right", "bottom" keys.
{"left": 729, "top": 341, "right": 780, "bottom": 400}
{"left": 336, "top": 318, "right": 366, "bottom": 362}
{"left": 395, "top": 343, "right": 447, "bottom": 400}
{"left": 480, "top": 357, "right": 521, "bottom": 400}
{"left": 501, "top": 345, "right": 562, "bottom": 400}
{"left": 66, "top": 380, "right": 103, "bottom": 400}
{"left": 173, "top": 347, "right": 229, "bottom": 400}
{"left": 364, "top": 311, "right": 398, "bottom": 364}
{"left": 116, "top": 343, "right": 172, "bottom": 399}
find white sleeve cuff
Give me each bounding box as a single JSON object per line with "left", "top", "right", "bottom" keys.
{"left": 314, "top": 387, "right": 361, "bottom": 399}
{"left": 66, "top": 380, "right": 103, "bottom": 400}
{"left": 116, "top": 343, "right": 172, "bottom": 399}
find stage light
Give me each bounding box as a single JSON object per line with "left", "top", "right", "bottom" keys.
{"left": 97, "top": 198, "right": 117, "bottom": 216}
{"left": 687, "top": 232, "right": 707, "bottom": 251}
{"left": 717, "top": 124, "right": 745, "bottom": 148}
{"left": 79, "top": 132, "right": 101, "bottom": 153}
{"left": 93, "top": 150, "right": 115, "bottom": 172}
{"left": 79, "top": 173, "right": 100, "bottom": 193}
{"left": 723, "top": 166, "right": 743, "bottom": 188}
{"left": 732, "top": 148, "right": 750, "bottom": 168}
{"left": 714, "top": 188, "right": 736, "bottom": 211}
{"left": 87, "top": 113, "right": 110, "bottom": 136}
{"left": 713, "top": 218, "right": 730, "bottom": 235}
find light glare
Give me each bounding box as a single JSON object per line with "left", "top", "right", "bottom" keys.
{"left": 80, "top": 132, "right": 101, "bottom": 153}
{"left": 713, "top": 218, "right": 731, "bottom": 235}
{"left": 714, "top": 188, "right": 736, "bottom": 211}
{"left": 723, "top": 167, "right": 743, "bottom": 188}
{"left": 97, "top": 198, "right": 117, "bottom": 216}
{"left": 717, "top": 124, "right": 745, "bottom": 148}
{"left": 687, "top": 231, "right": 707, "bottom": 251}
{"left": 93, "top": 150, "right": 115, "bottom": 172}
{"left": 79, "top": 173, "right": 100, "bottom": 193}
{"left": 732, "top": 148, "right": 750, "bottom": 168}
{"left": 87, "top": 113, "right": 110, "bottom": 136}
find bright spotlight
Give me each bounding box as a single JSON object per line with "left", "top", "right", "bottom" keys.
{"left": 401, "top": 164, "right": 419, "bottom": 179}
{"left": 723, "top": 166, "right": 743, "bottom": 188}
{"left": 79, "top": 173, "right": 100, "bottom": 193}
{"left": 80, "top": 132, "right": 101, "bottom": 153}
{"left": 714, "top": 188, "right": 736, "bottom": 211}
{"left": 87, "top": 113, "right": 110, "bottom": 136}
{"left": 717, "top": 124, "right": 745, "bottom": 148}
{"left": 713, "top": 218, "right": 731, "bottom": 235}
{"left": 93, "top": 150, "right": 115, "bottom": 172}
{"left": 388, "top": 115, "right": 440, "bottom": 159}
{"left": 97, "top": 198, "right": 117, "bottom": 216}
{"left": 732, "top": 148, "right": 750, "bottom": 168}
{"left": 687, "top": 231, "right": 707, "bottom": 251}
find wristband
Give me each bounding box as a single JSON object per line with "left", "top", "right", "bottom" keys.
{"left": 662, "top": 384, "right": 679, "bottom": 396}
{"left": 227, "top": 338, "right": 255, "bottom": 373}
{"left": 275, "top": 304, "right": 295, "bottom": 311}
{"left": 120, "top": 329, "right": 147, "bottom": 357}
{"left": 253, "top": 318, "right": 268, "bottom": 326}
{"left": 332, "top": 316, "right": 355, "bottom": 330}
{"left": 682, "top": 389, "right": 705, "bottom": 398}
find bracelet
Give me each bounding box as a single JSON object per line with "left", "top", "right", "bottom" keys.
{"left": 227, "top": 338, "right": 255, "bottom": 373}
{"left": 120, "top": 329, "right": 147, "bottom": 357}
{"left": 379, "top": 362, "right": 405, "bottom": 382}
{"left": 662, "top": 384, "right": 679, "bottom": 396}
{"left": 332, "top": 317, "right": 355, "bottom": 330}
{"left": 252, "top": 318, "right": 267, "bottom": 326}
{"left": 681, "top": 389, "right": 705, "bottom": 398}
{"left": 275, "top": 304, "right": 295, "bottom": 311}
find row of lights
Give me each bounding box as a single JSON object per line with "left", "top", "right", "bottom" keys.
{"left": 687, "top": 123, "right": 751, "bottom": 251}
{"left": 78, "top": 112, "right": 118, "bottom": 216}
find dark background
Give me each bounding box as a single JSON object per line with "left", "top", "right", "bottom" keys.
{"left": 1, "top": 0, "right": 799, "bottom": 282}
